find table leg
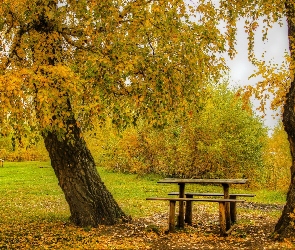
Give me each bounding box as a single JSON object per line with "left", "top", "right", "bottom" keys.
{"left": 185, "top": 194, "right": 193, "bottom": 225}
{"left": 178, "top": 183, "right": 185, "bottom": 228}
{"left": 222, "top": 183, "right": 231, "bottom": 230}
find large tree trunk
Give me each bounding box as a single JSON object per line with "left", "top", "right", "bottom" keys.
{"left": 31, "top": 1, "right": 127, "bottom": 227}
{"left": 275, "top": 82, "right": 295, "bottom": 239}
{"left": 274, "top": 2, "right": 295, "bottom": 239}
{"left": 42, "top": 115, "right": 127, "bottom": 227}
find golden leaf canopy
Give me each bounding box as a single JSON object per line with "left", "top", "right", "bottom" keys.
{"left": 0, "top": 0, "right": 289, "bottom": 134}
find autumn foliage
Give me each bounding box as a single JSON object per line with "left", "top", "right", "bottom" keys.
{"left": 0, "top": 132, "right": 48, "bottom": 161}
{"left": 262, "top": 122, "right": 292, "bottom": 192}
{"left": 0, "top": 0, "right": 294, "bottom": 236}
{"left": 86, "top": 84, "right": 268, "bottom": 186}
{"left": 2, "top": 83, "right": 291, "bottom": 192}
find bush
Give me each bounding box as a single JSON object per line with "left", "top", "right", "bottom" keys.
{"left": 261, "top": 122, "right": 291, "bottom": 192}
{"left": 0, "top": 134, "right": 49, "bottom": 162}
{"left": 87, "top": 84, "right": 267, "bottom": 187}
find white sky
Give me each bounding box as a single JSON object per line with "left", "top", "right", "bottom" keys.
{"left": 186, "top": 0, "right": 290, "bottom": 130}
{"left": 225, "top": 18, "right": 289, "bottom": 130}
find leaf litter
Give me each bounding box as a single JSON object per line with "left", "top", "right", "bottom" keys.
{"left": 0, "top": 203, "right": 294, "bottom": 249}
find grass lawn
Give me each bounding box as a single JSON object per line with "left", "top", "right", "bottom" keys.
{"left": 0, "top": 161, "right": 292, "bottom": 249}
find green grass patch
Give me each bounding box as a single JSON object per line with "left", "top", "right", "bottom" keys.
{"left": 0, "top": 161, "right": 68, "bottom": 223}
{"left": 252, "top": 189, "right": 287, "bottom": 204}
{"left": 0, "top": 161, "right": 290, "bottom": 249}
{"left": 0, "top": 161, "right": 287, "bottom": 223}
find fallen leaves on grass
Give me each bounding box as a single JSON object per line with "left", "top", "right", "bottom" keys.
{"left": 0, "top": 203, "right": 294, "bottom": 249}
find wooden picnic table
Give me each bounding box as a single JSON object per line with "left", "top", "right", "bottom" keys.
{"left": 157, "top": 178, "right": 248, "bottom": 230}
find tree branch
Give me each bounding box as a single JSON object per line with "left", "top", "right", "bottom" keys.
{"left": 0, "top": 27, "right": 25, "bottom": 70}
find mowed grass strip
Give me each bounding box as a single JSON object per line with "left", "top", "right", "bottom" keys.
{"left": 0, "top": 161, "right": 68, "bottom": 223}
{"left": 0, "top": 161, "right": 287, "bottom": 223}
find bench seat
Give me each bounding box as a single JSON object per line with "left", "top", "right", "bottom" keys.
{"left": 146, "top": 197, "right": 245, "bottom": 202}
{"left": 168, "top": 192, "right": 255, "bottom": 197}
{"left": 146, "top": 197, "right": 244, "bottom": 236}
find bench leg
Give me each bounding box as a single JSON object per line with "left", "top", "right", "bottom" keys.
{"left": 229, "top": 195, "right": 237, "bottom": 224}
{"left": 219, "top": 201, "right": 226, "bottom": 236}
{"left": 169, "top": 200, "right": 176, "bottom": 232}
{"left": 185, "top": 194, "right": 193, "bottom": 225}
{"left": 222, "top": 183, "right": 231, "bottom": 230}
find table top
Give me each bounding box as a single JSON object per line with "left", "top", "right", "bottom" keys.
{"left": 157, "top": 178, "right": 247, "bottom": 184}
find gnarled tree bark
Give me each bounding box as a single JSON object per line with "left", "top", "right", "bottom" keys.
{"left": 42, "top": 113, "right": 126, "bottom": 227}
{"left": 274, "top": 1, "right": 295, "bottom": 239}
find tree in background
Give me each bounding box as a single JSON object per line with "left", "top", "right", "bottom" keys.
{"left": 262, "top": 122, "right": 291, "bottom": 192}
{"left": 0, "top": 131, "right": 49, "bottom": 162}
{"left": 211, "top": 0, "right": 295, "bottom": 239}
{"left": 185, "top": 84, "right": 267, "bottom": 182}
{"left": 91, "top": 83, "right": 267, "bottom": 185}
{"left": 0, "top": 0, "right": 226, "bottom": 226}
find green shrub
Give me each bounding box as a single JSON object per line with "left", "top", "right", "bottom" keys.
{"left": 87, "top": 84, "right": 267, "bottom": 188}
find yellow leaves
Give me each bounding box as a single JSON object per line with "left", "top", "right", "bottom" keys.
{"left": 144, "top": 19, "right": 152, "bottom": 28}
{"left": 251, "top": 21, "right": 259, "bottom": 31}
{"left": 38, "top": 95, "right": 46, "bottom": 104}
{"left": 244, "top": 58, "right": 291, "bottom": 111}
{"left": 58, "top": 121, "right": 64, "bottom": 129}
{"left": 115, "top": 62, "right": 126, "bottom": 72}
{"left": 33, "top": 65, "right": 78, "bottom": 92}
{"left": 151, "top": 5, "right": 161, "bottom": 13}
{"left": 41, "top": 115, "right": 51, "bottom": 128}
{"left": 263, "top": 122, "right": 291, "bottom": 191}
{"left": 0, "top": 0, "right": 223, "bottom": 126}
{"left": 0, "top": 0, "right": 287, "bottom": 144}
{"left": 100, "top": 56, "right": 111, "bottom": 65}
{"left": 0, "top": 71, "right": 28, "bottom": 117}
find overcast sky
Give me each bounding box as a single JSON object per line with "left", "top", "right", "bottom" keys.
{"left": 186, "top": 0, "right": 290, "bottom": 130}
{"left": 225, "top": 18, "right": 289, "bottom": 130}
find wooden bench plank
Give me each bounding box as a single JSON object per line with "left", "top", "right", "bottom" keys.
{"left": 168, "top": 192, "right": 255, "bottom": 197}
{"left": 158, "top": 178, "right": 248, "bottom": 184}
{"left": 146, "top": 197, "right": 244, "bottom": 202}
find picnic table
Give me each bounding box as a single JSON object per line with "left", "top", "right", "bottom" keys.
{"left": 147, "top": 178, "right": 254, "bottom": 236}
